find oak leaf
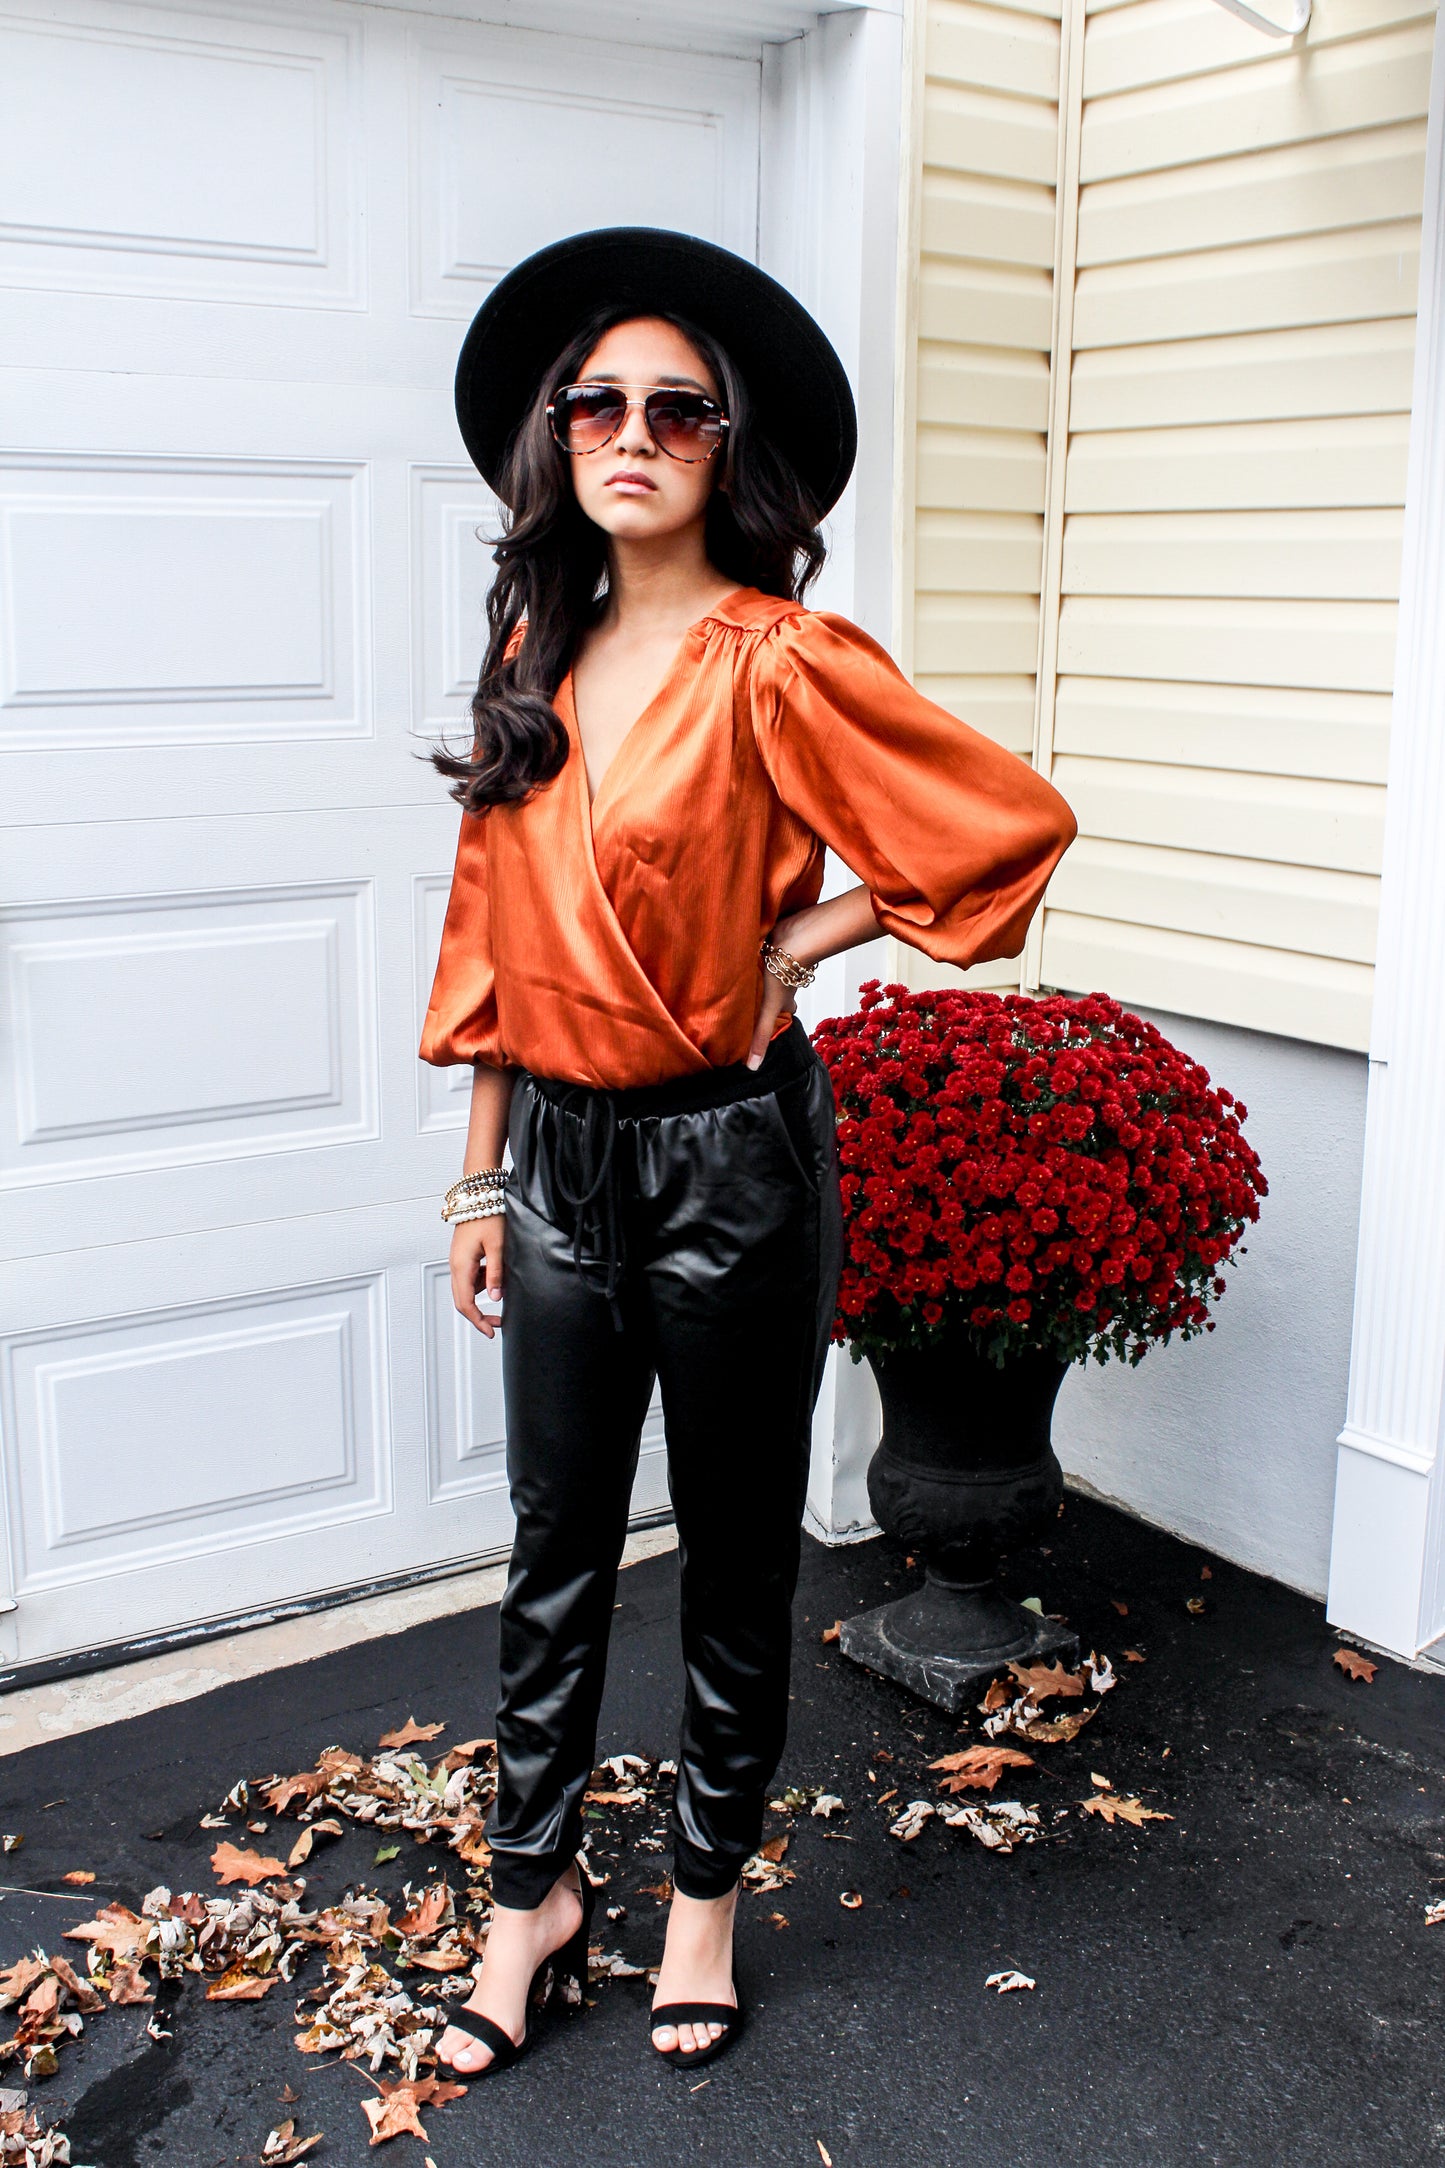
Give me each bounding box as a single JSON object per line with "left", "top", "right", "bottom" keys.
{"left": 0, "top": 1958, "right": 47, "bottom": 2009}
{"left": 438, "top": 1738, "right": 493, "bottom": 1774}
{"left": 1334, "top": 1647, "right": 1377, "bottom": 1683}
{"left": 377, "top": 1718, "right": 446, "bottom": 1750}
{"left": 361, "top": 2076, "right": 463, "bottom": 2146}
{"left": 211, "top": 1841, "right": 290, "bottom": 1886}
{"left": 929, "top": 1746, "right": 1034, "bottom": 1795}
{"left": 1008, "top": 1659, "right": 1084, "bottom": 1702}
{"left": 1081, "top": 1793, "right": 1173, "bottom": 1827}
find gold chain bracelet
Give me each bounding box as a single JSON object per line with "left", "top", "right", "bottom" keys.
{"left": 760, "top": 936, "right": 817, "bottom": 990}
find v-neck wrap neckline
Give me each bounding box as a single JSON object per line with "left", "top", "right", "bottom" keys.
{"left": 419, "top": 584, "right": 1077, "bottom": 1089}
{"left": 562, "top": 585, "right": 756, "bottom": 820}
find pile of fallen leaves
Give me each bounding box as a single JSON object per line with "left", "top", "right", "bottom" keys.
{"left": 0, "top": 2096, "right": 71, "bottom": 2168}
{"left": 882, "top": 1649, "right": 1170, "bottom": 1854}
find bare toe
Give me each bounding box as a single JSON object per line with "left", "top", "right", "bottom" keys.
{"left": 652, "top": 2024, "right": 679, "bottom": 2051}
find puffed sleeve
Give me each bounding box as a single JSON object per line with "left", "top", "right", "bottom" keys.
{"left": 418, "top": 809, "right": 503, "bottom": 1069}
{"left": 751, "top": 609, "right": 1076, "bottom": 968}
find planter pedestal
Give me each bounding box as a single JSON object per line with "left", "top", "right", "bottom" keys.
{"left": 838, "top": 1331, "right": 1077, "bottom": 1716}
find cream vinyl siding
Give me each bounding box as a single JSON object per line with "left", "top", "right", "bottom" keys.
{"left": 902, "top": 0, "right": 1062, "bottom": 995}
{"left": 901, "top": 0, "right": 1435, "bottom": 1050}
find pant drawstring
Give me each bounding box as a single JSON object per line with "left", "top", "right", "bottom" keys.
{"left": 551, "top": 1088, "right": 626, "bottom": 1332}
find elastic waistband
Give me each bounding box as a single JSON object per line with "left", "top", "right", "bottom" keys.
{"left": 528, "top": 1014, "right": 814, "bottom": 1122}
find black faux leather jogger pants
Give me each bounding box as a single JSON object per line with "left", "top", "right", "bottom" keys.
{"left": 485, "top": 1015, "right": 843, "bottom": 1907}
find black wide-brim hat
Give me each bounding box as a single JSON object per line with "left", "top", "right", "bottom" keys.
{"left": 454, "top": 225, "right": 858, "bottom": 517}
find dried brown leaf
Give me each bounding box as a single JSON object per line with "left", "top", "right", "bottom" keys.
{"left": 206, "top": 1965, "right": 278, "bottom": 2001}
{"left": 821, "top": 1622, "right": 841, "bottom": 1645}
{"left": 1081, "top": 1793, "right": 1173, "bottom": 1828}
{"left": 1015, "top": 1706, "right": 1095, "bottom": 1744}
{"left": 759, "top": 1835, "right": 790, "bottom": 1865}
{"left": 1109, "top": 1599, "right": 1129, "bottom": 1616}
{"left": 1334, "top": 1647, "right": 1378, "bottom": 1682}
{"left": 377, "top": 1719, "right": 446, "bottom": 1750}
{"left": 107, "top": 1962, "right": 155, "bottom": 2005}
{"left": 64, "top": 1903, "right": 147, "bottom": 1961}
{"left": 929, "top": 1746, "right": 1034, "bottom": 1795}
{"left": 210, "top": 1840, "right": 290, "bottom": 1887}
{"left": 1008, "top": 1659, "right": 1084, "bottom": 1703}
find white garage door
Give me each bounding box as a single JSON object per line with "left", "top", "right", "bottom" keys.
{"left": 0, "top": 0, "right": 760, "bottom": 1670}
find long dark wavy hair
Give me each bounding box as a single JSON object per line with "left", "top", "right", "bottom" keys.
{"left": 426, "top": 304, "right": 828, "bottom": 813}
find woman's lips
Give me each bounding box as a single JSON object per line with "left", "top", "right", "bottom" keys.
{"left": 605, "top": 472, "right": 657, "bottom": 493}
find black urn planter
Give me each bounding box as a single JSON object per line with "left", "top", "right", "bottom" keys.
{"left": 838, "top": 1323, "right": 1078, "bottom": 1714}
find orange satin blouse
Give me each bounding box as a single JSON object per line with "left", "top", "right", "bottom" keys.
{"left": 418, "top": 585, "right": 1076, "bottom": 1089}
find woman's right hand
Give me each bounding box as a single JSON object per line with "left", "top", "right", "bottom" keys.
{"left": 451, "top": 1213, "right": 506, "bottom": 1337}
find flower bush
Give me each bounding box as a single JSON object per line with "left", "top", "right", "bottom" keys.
{"left": 813, "top": 982, "right": 1267, "bottom": 1369}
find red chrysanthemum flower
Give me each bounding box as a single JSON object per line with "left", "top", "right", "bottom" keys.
{"left": 811, "top": 983, "right": 1266, "bottom": 1368}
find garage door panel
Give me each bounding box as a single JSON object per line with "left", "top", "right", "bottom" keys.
{"left": 0, "top": 452, "right": 372, "bottom": 751}
{"left": 410, "top": 22, "right": 758, "bottom": 316}
{"left": 0, "top": 0, "right": 364, "bottom": 308}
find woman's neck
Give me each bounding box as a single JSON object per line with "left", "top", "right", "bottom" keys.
{"left": 601, "top": 533, "right": 738, "bottom": 632}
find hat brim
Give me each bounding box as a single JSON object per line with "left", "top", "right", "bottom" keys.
{"left": 454, "top": 225, "right": 857, "bottom": 518}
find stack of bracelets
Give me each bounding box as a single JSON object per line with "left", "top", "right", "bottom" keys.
{"left": 759, "top": 935, "right": 817, "bottom": 989}
{"left": 442, "top": 1167, "right": 508, "bottom": 1224}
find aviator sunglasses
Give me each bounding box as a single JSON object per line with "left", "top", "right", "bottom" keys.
{"left": 547, "top": 381, "right": 730, "bottom": 464}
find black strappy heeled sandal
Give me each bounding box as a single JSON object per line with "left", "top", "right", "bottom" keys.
{"left": 650, "top": 1979, "right": 746, "bottom": 2070}
{"left": 437, "top": 1863, "right": 593, "bottom": 2079}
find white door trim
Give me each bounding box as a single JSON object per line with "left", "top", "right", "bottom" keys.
{"left": 1327, "top": 0, "right": 1445, "bottom": 1656}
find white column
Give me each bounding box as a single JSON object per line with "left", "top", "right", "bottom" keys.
{"left": 1328, "top": 8, "right": 1445, "bottom": 1657}
{"left": 759, "top": 4, "right": 906, "bottom": 1537}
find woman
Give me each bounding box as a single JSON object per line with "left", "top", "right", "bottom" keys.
{"left": 417, "top": 226, "right": 1076, "bottom": 2078}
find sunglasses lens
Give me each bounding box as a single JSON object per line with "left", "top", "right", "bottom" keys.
{"left": 646, "top": 391, "right": 725, "bottom": 459}
{"left": 552, "top": 386, "right": 626, "bottom": 452}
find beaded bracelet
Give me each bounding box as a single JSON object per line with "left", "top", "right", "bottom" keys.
{"left": 442, "top": 1167, "right": 508, "bottom": 1222}
{"left": 760, "top": 936, "right": 817, "bottom": 990}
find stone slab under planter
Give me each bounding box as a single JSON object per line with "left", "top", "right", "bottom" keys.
{"left": 839, "top": 1581, "right": 1078, "bottom": 1717}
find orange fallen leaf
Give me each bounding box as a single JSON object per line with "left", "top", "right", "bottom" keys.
{"left": 407, "top": 1948, "right": 471, "bottom": 1973}
{"left": 1008, "top": 1659, "right": 1084, "bottom": 1703}
{"left": 361, "top": 2074, "right": 467, "bottom": 2147}
{"left": 260, "top": 2117, "right": 324, "bottom": 2163}
{"left": 378, "top": 1718, "right": 446, "bottom": 1751}
{"left": 64, "top": 1902, "right": 146, "bottom": 1961}
{"left": 978, "top": 1679, "right": 1011, "bottom": 1714}
{"left": 211, "top": 1841, "right": 290, "bottom": 1886}
{"left": 759, "top": 1835, "right": 790, "bottom": 1865}
{"left": 638, "top": 1878, "right": 673, "bottom": 1903}
{"left": 265, "top": 1770, "right": 331, "bottom": 1815}
{"left": 821, "top": 1622, "right": 841, "bottom": 1645}
{"left": 1110, "top": 1599, "right": 1129, "bottom": 1616}
{"left": 438, "top": 1738, "right": 493, "bottom": 1774}
{"left": 0, "top": 1957, "right": 47, "bottom": 2008}
{"left": 1124, "top": 1649, "right": 1146, "bottom": 1663}
{"left": 452, "top": 1824, "right": 492, "bottom": 1868}
{"left": 60, "top": 1870, "right": 94, "bottom": 1886}
{"left": 1334, "top": 1647, "right": 1377, "bottom": 1682}
{"left": 583, "top": 1790, "right": 642, "bottom": 1806}
{"left": 394, "top": 1885, "right": 449, "bottom": 1941}
{"left": 206, "top": 1965, "right": 277, "bottom": 2001}
{"left": 929, "top": 1745, "right": 1035, "bottom": 1795}
{"left": 768, "top": 1912, "right": 789, "bottom": 1930}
